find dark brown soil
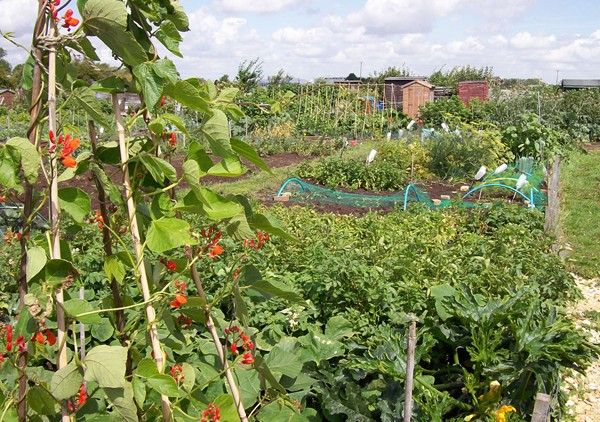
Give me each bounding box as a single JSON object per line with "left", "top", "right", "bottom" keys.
{"left": 257, "top": 176, "right": 469, "bottom": 215}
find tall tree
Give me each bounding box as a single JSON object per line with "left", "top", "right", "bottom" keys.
{"left": 0, "top": 47, "right": 14, "bottom": 88}
{"left": 268, "top": 69, "right": 293, "bottom": 86}
{"left": 72, "top": 57, "right": 131, "bottom": 85}
{"left": 370, "top": 65, "right": 412, "bottom": 85}
{"left": 235, "top": 58, "right": 263, "bottom": 92}
{"left": 428, "top": 65, "right": 495, "bottom": 93}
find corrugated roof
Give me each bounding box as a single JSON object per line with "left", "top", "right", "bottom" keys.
{"left": 561, "top": 79, "right": 600, "bottom": 89}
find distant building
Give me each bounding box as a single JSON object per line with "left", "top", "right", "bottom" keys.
{"left": 324, "top": 77, "right": 348, "bottom": 85}
{"left": 95, "top": 92, "right": 141, "bottom": 114}
{"left": 458, "top": 81, "right": 489, "bottom": 107}
{"left": 333, "top": 79, "right": 362, "bottom": 93}
{"left": 384, "top": 76, "right": 428, "bottom": 107}
{"left": 561, "top": 79, "right": 600, "bottom": 90}
{"left": 0, "top": 89, "right": 15, "bottom": 108}
{"left": 402, "top": 80, "right": 434, "bottom": 119}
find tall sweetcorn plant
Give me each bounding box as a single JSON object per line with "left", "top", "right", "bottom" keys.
{"left": 0, "top": 1, "right": 307, "bottom": 420}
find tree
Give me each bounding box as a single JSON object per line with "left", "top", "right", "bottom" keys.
{"left": 428, "top": 65, "right": 495, "bottom": 93}
{"left": 370, "top": 65, "right": 412, "bottom": 85}
{"left": 0, "top": 47, "right": 14, "bottom": 88}
{"left": 346, "top": 72, "right": 359, "bottom": 81}
{"left": 72, "top": 58, "right": 131, "bottom": 85}
{"left": 235, "top": 58, "right": 263, "bottom": 92}
{"left": 268, "top": 69, "right": 293, "bottom": 86}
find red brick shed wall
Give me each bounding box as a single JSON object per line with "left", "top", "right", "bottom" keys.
{"left": 458, "top": 81, "right": 488, "bottom": 107}
{"left": 0, "top": 91, "right": 14, "bottom": 108}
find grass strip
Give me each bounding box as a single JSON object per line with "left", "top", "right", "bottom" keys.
{"left": 560, "top": 148, "right": 600, "bottom": 278}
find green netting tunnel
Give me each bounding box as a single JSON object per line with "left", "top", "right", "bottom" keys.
{"left": 274, "top": 160, "right": 547, "bottom": 211}
{"left": 274, "top": 178, "right": 447, "bottom": 210}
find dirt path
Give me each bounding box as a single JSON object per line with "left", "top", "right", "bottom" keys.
{"left": 567, "top": 276, "right": 600, "bottom": 421}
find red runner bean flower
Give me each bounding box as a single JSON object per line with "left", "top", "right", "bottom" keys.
{"left": 160, "top": 258, "right": 177, "bottom": 272}
{"left": 241, "top": 352, "right": 254, "bottom": 365}
{"left": 77, "top": 384, "right": 87, "bottom": 407}
{"left": 61, "top": 9, "right": 80, "bottom": 30}
{"left": 169, "top": 293, "right": 187, "bottom": 308}
{"left": 170, "top": 364, "right": 185, "bottom": 383}
{"left": 49, "top": 131, "right": 80, "bottom": 168}
{"left": 15, "top": 335, "right": 26, "bottom": 353}
{"left": 208, "top": 244, "right": 224, "bottom": 259}
{"left": 201, "top": 403, "right": 221, "bottom": 422}
{"left": 177, "top": 315, "right": 192, "bottom": 329}
{"left": 45, "top": 329, "right": 57, "bottom": 346}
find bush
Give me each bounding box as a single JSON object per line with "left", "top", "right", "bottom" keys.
{"left": 377, "top": 140, "right": 433, "bottom": 179}
{"left": 426, "top": 122, "right": 513, "bottom": 179}
{"left": 296, "top": 156, "right": 408, "bottom": 190}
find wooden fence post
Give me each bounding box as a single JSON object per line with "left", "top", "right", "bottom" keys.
{"left": 531, "top": 393, "right": 551, "bottom": 422}
{"left": 404, "top": 320, "right": 417, "bottom": 422}
{"left": 544, "top": 156, "right": 560, "bottom": 236}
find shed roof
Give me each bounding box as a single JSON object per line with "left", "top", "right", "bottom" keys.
{"left": 384, "top": 76, "right": 427, "bottom": 82}
{"left": 402, "top": 80, "right": 434, "bottom": 89}
{"left": 561, "top": 79, "right": 600, "bottom": 89}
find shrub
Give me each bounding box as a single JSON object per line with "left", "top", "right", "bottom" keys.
{"left": 296, "top": 156, "right": 408, "bottom": 190}
{"left": 425, "top": 122, "right": 513, "bottom": 179}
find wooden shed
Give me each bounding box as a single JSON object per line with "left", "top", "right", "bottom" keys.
{"left": 384, "top": 76, "right": 427, "bottom": 108}
{"left": 402, "top": 80, "right": 434, "bottom": 119}
{"left": 0, "top": 89, "right": 15, "bottom": 108}
{"left": 458, "top": 81, "right": 488, "bottom": 107}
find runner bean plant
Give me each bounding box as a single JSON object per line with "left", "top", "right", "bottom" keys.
{"left": 0, "top": 1, "right": 306, "bottom": 420}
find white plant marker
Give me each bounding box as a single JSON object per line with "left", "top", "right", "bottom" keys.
{"left": 474, "top": 166, "right": 487, "bottom": 181}
{"left": 516, "top": 173, "right": 528, "bottom": 190}
{"left": 366, "top": 149, "right": 377, "bottom": 165}
{"left": 493, "top": 163, "right": 508, "bottom": 175}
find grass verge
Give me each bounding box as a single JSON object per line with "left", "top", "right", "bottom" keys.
{"left": 205, "top": 163, "right": 303, "bottom": 197}
{"left": 560, "top": 148, "right": 600, "bottom": 278}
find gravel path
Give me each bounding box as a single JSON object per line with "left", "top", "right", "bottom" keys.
{"left": 567, "top": 276, "right": 600, "bottom": 421}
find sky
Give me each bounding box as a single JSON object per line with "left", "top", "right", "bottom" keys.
{"left": 1, "top": 0, "right": 600, "bottom": 84}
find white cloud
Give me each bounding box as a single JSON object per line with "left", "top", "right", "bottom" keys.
{"left": 0, "top": 0, "right": 38, "bottom": 36}
{"left": 215, "top": 0, "right": 304, "bottom": 14}
{"left": 471, "top": 0, "right": 538, "bottom": 21}
{"left": 2, "top": 0, "right": 600, "bottom": 85}
{"left": 510, "top": 32, "right": 557, "bottom": 49}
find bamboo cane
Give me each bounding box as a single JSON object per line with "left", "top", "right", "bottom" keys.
{"left": 17, "top": 3, "right": 48, "bottom": 420}
{"left": 185, "top": 246, "right": 248, "bottom": 422}
{"left": 47, "top": 40, "right": 70, "bottom": 422}
{"left": 111, "top": 94, "right": 172, "bottom": 421}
